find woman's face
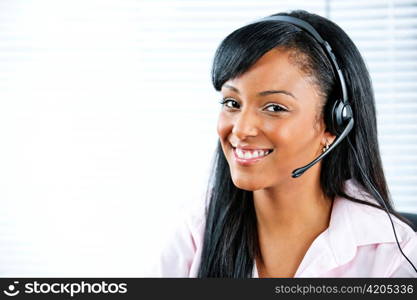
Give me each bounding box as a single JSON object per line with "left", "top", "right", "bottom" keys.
{"left": 217, "top": 48, "right": 333, "bottom": 191}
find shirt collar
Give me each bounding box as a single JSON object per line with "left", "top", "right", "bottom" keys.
{"left": 333, "top": 178, "right": 405, "bottom": 247}
{"left": 299, "top": 178, "right": 408, "bottom": 276}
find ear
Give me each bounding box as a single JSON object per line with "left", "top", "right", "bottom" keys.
{"left": 321, "top": 130, "right": 336, "bottom": 146}
{"left": 317, "top": 115, "right": 336, "bottom": 146}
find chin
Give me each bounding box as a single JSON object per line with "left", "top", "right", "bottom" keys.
{"left": 231, "top": 175, "right": 266, "bottom": 191}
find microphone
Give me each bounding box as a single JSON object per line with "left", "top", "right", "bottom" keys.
{"left": 292, "top": 118, "right": 354, "bottom": 178}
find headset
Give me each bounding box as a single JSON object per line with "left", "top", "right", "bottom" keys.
{"left": 259, "top": 15, "right": 417, "bottom": 274}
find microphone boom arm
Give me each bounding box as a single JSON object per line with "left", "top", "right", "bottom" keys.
{"left": 292, "top": 118, "right": 354, "bottom": 178}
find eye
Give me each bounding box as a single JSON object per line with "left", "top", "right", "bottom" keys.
{"left": 264, "top": 104, "right": 288, "bottom": 113}
{"left": 219, "top": 97, "right": 240, "bottom": 109}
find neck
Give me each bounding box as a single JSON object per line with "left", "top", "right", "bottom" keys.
{"left": 253, "top": 167, "right": 333, "bottom": 238}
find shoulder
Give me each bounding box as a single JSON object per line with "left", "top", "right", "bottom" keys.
{"left": 334, "top": 179, "right": 417, "bottom": 277}
{"left": 150, "top": 200, "right": 207, "bottom": 277}
{"left": 340, "top": 179, "right": 416, "bottom": 245}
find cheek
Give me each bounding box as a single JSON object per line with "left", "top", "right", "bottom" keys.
{"left": 216, "top": 113, "right": 231, "bottom": 140}
{"left": 264, "top": 121, "right": 299, "bottom": 148}
{"left": 271, "top": 121, "right": 320, "bottom": 156}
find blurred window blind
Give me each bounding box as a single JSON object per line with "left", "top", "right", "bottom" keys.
{"left": 329, "top": 0, "right": 417, "bottom": 212}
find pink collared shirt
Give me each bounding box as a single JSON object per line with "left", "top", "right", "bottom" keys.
{"left": 153, "top": 180, "right": 417, "bottom": 277}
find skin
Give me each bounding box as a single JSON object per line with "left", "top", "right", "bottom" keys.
{"left": 217, "top": 47, "right": 336, "bottom": 277}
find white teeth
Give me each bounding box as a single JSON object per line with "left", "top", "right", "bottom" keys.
{"left": 235, "top": 148, "right": 271, "bottom": 159}
{"left": 244, "top": 151, "right": 252, "bottom": 159}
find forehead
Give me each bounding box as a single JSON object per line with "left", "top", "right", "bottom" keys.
{"left": 225, "top": 48, "right": 314, "bottom": 91}
{"left": 222, "top": 48, "right": 321, "bottom": 101}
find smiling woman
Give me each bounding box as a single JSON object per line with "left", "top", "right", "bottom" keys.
{"left": 153, "top": 10, "right": 417, "bottom": 278}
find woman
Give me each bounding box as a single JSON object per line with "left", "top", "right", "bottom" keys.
{"left": 155, "top": 10, "right": 417, "bottom": 277}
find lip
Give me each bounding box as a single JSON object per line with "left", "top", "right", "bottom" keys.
{"left": 231, "top": 146, "right": 273, "bottom": 166}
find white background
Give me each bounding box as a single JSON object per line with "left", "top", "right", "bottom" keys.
{"left": 0, "top": 0, "right": 416, "bottom": 276}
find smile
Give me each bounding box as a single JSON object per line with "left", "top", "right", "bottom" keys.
{"left": 232, "top": 146, "right": 273, "bottom": 165}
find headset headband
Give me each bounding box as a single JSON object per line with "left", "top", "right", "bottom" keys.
{"left": 259, "top": 15, "right": 348, "bottom": 103}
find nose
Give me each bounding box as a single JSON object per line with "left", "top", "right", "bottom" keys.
{"left": 232, "top": 109, "right": 259, "bottom": 140}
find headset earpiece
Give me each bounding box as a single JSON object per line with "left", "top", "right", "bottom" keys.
{"left": 331, "top": 99, "right": 353, "bottom": 135}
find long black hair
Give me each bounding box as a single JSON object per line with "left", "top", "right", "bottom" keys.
{"left": 197, "top": 10, "right": 414, "bottom": 278}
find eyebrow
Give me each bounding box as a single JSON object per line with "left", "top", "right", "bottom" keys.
{"left": 223, "top": 84, "right": 297, "bottom": 99}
